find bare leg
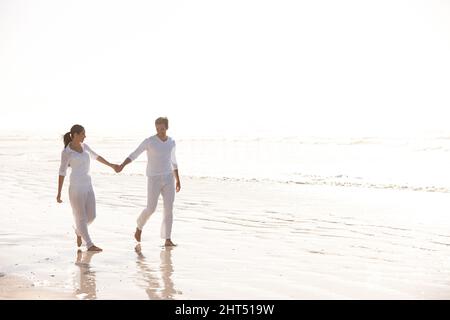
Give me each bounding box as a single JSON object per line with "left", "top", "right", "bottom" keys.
{"left": 135, "top": 228, "right": 142, "bottom": 242}
{"left": 77, "top": 235, "right": 82, "bottom": 247}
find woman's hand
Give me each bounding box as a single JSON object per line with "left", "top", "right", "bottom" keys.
{"left": 56, "top": 193, "right": 62, "bottom": 203}
{"left": 176, "top": 180, "right": 181, "bottom": 192}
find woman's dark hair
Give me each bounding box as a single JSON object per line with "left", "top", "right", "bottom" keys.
{"left": 63, "top": 124, "right": 85, "bottom": 147}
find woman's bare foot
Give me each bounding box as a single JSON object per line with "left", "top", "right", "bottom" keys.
{"left": 87, "top": 245, "right": 103, "bottom": 252}
{"left": 76, "top": 249, "right": 82, "bottom": 261}
{"left": 77, "top": 236, "right": 82, "bottom": 247}
{"left": 134, "top": 228, "right": 142, "bottom": 242}
{"left": 164, "top": 239, "right": 177, "bottom": 247}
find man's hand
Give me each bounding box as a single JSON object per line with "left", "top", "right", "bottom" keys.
{"left": 56, "top": 193, "right": 62, "bottom": 203}
{"left": 114, "top": 164, "right": 124, "bottom": 173}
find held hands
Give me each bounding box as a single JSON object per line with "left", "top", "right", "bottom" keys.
{"left": 112, "top": 164, "right": 123, "bottom": 173}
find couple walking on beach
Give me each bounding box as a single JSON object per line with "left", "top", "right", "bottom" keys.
{"left": 56, "top": 117, "right": 181, "bottom": 252}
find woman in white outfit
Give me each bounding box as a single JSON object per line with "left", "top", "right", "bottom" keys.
{"left": 56, "top": 124, "right": 119, "bottom": 252}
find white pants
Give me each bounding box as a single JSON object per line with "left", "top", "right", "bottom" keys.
{"left": 137, "top": 174, "right": 175, "bottom": 239}
{"left": 69, "top": 184, "right": 96, "bottom": 248}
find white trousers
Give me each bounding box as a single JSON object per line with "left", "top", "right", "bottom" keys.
{"left": 69, "top": 184, "right": 96, "bottom": 248}
{"left": 137, "top": 174, "right": 175, "bottom": 239}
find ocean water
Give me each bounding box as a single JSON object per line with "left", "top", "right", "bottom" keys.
{"left": 175, "top": 136, "right": 450, "bottom": 193}
{"left": 2, "top": 133, "right": 449, "bottom": 194}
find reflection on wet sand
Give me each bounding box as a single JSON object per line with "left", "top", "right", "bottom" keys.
{"left": 74, "top": 250, "right": 101, "bottom": 300}
{"left": 135, "top": 244, "right": 181, "bottom": 299}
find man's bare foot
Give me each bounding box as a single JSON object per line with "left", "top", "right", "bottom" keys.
{"left": 134, "top": 244, "right": 144, "bottom": 257}
{"left": 87, "top": 245, "right": 103, "bottom": 252}
{"left": 164, "top": 239, "right": 177, "bottom": 247}
{"left": 134, "top": 228, "right": 142, "bottom": 242}
{"left": 134, "top": 243, "right": 141, "bottom": 253}
{"left": 77, "top": 236, "right": 82, "bottom": 247}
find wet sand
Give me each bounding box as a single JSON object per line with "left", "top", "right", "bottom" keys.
{"left": 2, "top": 170, "right": 450, "bottom": 299}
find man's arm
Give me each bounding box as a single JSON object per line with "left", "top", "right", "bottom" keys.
{"left": 171, "top": 142, "right": 180, "bottom": 192}
{"left": 174, "top": 169, "right": 181, "bottom": 192}
{"left": 117, "top": 139, "right": 147, "bottom": 173}
{"left": 118, "top": 157, "right": 132, "bottom": 172}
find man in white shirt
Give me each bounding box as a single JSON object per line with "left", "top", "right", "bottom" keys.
{"left": 117, "top": 117, "right": 181, "bottom": 246}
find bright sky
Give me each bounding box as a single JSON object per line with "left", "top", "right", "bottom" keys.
{"left": 1, "top": 0, "right": 449, "bottom": 138}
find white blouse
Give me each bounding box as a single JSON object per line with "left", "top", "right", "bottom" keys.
{"left": 128, "top": 135, "right": 178, "bottom": 177}
{"left": 59, "top": 143, "right": 99, "bottom": 186}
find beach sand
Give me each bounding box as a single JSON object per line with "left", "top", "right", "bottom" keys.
{"left": 2, "top": 166, "right": 450, "bottom": 299}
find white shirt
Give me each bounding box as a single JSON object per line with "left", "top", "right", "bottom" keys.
{"left": 59, "top": 143, "right": 99, "bottom": 186}
{"left": 128, "top": 135, "right": 178, "bottom": 177}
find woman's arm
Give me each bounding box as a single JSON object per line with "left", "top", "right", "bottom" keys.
{"left": 57, "top": 150, "right": 69, "bottom": 203}
{"left": 96, "top": 156, "right": 119, "bottom": 171}
{"left": 84, "top": 144, "right": 119, "bottom": 172}
{"left": 57, "top": 175, "right": 65, "bottom": 203}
